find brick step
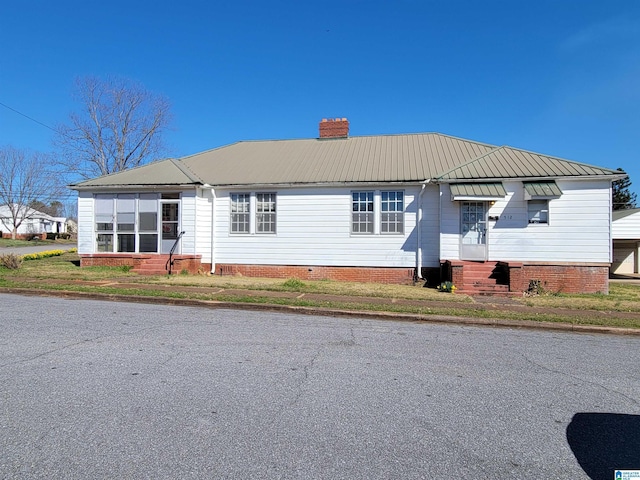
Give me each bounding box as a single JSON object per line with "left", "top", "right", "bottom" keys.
{"left": 463, "top": 274, "right": 504, "bottom": 281}
{"left": 457, "top": 284, "right": 511, "bottom": 296}
{"left": 132, "top": 267, "right": 169, "bottom": 275}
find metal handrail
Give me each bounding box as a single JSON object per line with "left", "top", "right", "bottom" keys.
{"left": 165, "top": 231, "right": 186, "bottom": 275}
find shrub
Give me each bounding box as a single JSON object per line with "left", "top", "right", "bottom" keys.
{"left": 0, "top": 253, "right": 23, "bottom": 270}
{"left": 283, "top": 278, "right": 306, "bottom": 290}
{"left": 21, "top": 249, "right": 68, "bottom": 261}
{"left": 437, "top": 281, "right": 457, "bottom": 293}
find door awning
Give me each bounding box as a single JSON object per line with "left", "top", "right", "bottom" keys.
{"left": 523, "top": 181, "right": 562, "bottom": 199}
{"left": 450, "top": 182, "right": 507, "bottom": 201}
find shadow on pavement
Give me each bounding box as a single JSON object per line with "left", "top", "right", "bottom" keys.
{"left": 566, "top": 412, "right": 640, "bottom": 479}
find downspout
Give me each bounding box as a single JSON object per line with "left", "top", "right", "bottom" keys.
{"left": 203, "top": 185, "right": 216, "bottom": 274}
{"left": 416, "top": 180, "right": 431, "bottom": 279}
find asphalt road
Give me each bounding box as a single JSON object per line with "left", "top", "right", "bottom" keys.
{"left": 1, "top": 293, "right": 638, "bottom": 479}
{"left": 0, "top": 243, "right": 77, "bottom": 255}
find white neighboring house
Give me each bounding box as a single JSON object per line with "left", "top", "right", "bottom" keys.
{"left": 611, "top": 208, "right": 640, "bottom": 275}
{"left": 70, "top": 118, "right": 624, "bottom": 294}
{"left": 0, "top": 204, "right": 67, "bottom": 238}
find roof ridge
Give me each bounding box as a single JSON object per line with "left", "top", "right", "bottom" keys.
{"left": 171, "top": 158, "right": 203, "bottom": 184}
{"left": 435, "top": 146, "right": 506, "bottom": 180}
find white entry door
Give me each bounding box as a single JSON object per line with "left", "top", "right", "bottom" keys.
{"left": 460, "top": 201, "right": 487, "bottom": 261}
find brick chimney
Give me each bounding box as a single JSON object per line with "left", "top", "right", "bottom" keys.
{"left": 319, "top": 118, "right": 349, "bottom": 138}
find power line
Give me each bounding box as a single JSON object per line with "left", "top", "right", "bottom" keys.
{"left": 0, "top": 101, "right": 57, "bottom": 133}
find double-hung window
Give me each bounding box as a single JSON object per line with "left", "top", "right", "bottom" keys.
{"left": 230, "top": 193, "right": 250, "bottom": 234}
{"left": 381, "top": 191, "right": 404, "bottom": 234}
{"left": 256, "top": 193, "right": 276, "bottom": 234}
{"left": 352, "top": 191, "right": 374, "bottom": 234}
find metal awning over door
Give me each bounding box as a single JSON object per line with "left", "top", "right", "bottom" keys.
{"left": 450, "top": 183, "right": 507, "bottom": 201}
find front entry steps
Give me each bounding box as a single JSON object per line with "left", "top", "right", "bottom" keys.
{"left": 131, "top": 254, "right": 202, "bottom": 275}
{"left": 446, "top": 260, "right": 511, "bottom": 296}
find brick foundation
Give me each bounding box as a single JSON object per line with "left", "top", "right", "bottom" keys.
{"left": 213, "top": 264, "right": 416, "bottom": 284}
{"left": 80, "top": 254, "right": 203, "bottom": 275}
{"left": 503, "top": 262, "right": 610, "bottom": 294}
{"left": 441, "top": 260, "right": 610, "bottom": 294}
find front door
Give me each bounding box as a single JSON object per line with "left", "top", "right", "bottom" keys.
{"left": 161, "top": 201, "right": 180, "bottom": 254}
{"left": 460, "top": 201, "right": 487, "bottom": 261}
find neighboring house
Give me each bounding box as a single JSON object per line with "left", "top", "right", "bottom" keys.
{"left": 611, "top": 208, "right": 640, "bottom": 275}
{"left": 70, "top": 118, "right": 624, "bottom": 294}
{"left": 0, "top": 204, "right": 67, "bottom": 239}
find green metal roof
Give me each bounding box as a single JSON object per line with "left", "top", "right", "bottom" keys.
{"left": 70, "top": 132, "right": 623, "bottom": 190}
{"left": 450, "top": 183, "right": 507, "bottom": 198}
{"left": 436, "top": 146, "right": 621, "bottom": 181}
{"left": 523, "top": 181, "right": 562, "bottom": 197}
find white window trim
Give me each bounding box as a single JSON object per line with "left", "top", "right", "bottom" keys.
{"left": 351, "top": 189, "right": 405, "bottom": 236}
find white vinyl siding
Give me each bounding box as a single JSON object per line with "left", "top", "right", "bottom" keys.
{"left": 77, "top": 192, "right": 95, "bottom": 254}
{"left": 194, "top": 189, "right": 213, "bottom": 264}
{"left": 214, "top": 187, "right": 419, "bottom": 267}
{"left": 440, "top": 180, "right": 612, "bottom": 263}
{"left": 485, "top": 180, "right": 611, "bottom": 263}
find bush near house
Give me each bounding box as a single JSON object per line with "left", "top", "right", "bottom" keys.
{"left": 0, "top": 253, "right": 23, "bottom": 270}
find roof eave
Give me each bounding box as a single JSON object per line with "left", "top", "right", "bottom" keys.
{"left": 69, "top": 183, "right": 203, "bottom": 191}
{"left": 437, "top": 174, "right": 625, "bottom": 183}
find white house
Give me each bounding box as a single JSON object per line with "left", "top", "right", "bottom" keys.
{"left": 611, "top": 208, "right": 640, "bottom": 275}
{"left": 0, "top": 204, "right": 67, "bottom": 239}
{"left": 70, "top": 119, "right": 623, "bottom": 294}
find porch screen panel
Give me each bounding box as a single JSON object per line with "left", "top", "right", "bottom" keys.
{"left": 117, "top": 195, "right": 135, "bottom": 252}
{"left": 95, "top": 195, "right": 114, "bottom": 252}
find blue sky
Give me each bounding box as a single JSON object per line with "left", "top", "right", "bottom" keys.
{"left": 1, "top": 0, "right": 639, "bottom": 196}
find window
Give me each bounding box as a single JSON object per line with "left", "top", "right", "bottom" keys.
{"left": 256, "top": 193, "right": 276, "bottom": 233}
{"left": 352, "top": 191, "right": 374, "bottom": 234}
{"left": 528, "top": 200, "right": 549, "bottom": 224}
{"left": 230, "top": 193, "right": 250, "bottom": 234}
{"left": 381, "top": 191, "right": 404, "bottom": 234}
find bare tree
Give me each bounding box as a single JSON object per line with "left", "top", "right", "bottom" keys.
{"left": 56, "top": 76, "right": 171, "bottom": 180}
{"left": 0, "top": 146, "right": 64, "bottom": 239}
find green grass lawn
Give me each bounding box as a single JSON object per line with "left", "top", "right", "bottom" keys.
{"left": 1, "top": 251, "right": 639, "bottom": 330}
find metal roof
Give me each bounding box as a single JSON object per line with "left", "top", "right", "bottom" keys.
{"left": 70, "top": 133, "right": 622, "bottom": 190}
{"left": 437, "top": 146, "right": 620, "bottom": 181}
{"left": 71, "top": 159, "right": 203, "bottom": 188}
{"left": 450, "top": 183, "right": 507, "bottom": 198}
{"left": 523, "top": 181, "right": 562, "bottom": 197}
